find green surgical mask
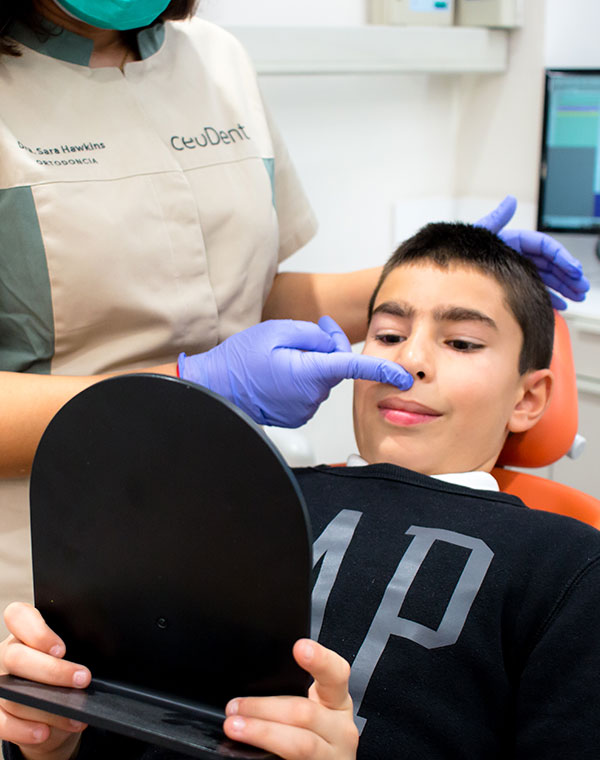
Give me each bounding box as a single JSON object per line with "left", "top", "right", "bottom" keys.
{"left": 54, "top": 0, "right": 171, "bottom": 30}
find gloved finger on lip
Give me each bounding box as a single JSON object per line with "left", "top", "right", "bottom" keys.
{"left": 306, "top": 351, "right": 412, "bottom": 390}
{"left": 349, "top": 355, "right": 414, "bottom": 389}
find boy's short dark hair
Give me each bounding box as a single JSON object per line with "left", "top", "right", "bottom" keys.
{"left": 368, "top": 222, "right": 554, "bottom": 375}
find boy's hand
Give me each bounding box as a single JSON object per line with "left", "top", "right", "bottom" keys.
{"left": 0, "top": 603, "right": 91, "bottom": 760}
{"left": 223, "top": 640, "right": 358, "bottom": 760}
{"left": 475, "top": 195, "right": 590, "bottom": 310}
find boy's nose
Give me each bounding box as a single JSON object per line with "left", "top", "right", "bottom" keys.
{"left": 394, "top": 334, "right": 432, "bottom": 381}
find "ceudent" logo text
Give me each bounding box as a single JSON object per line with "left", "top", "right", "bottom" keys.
{"left": 170, "top": 124, "right": 250, "bottom": 151}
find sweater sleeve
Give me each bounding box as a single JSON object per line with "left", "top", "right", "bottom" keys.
{"left": 2, "top": 741, "right": 21, "bottom": 760}
{"left": 514, "top": 555, "right": 600, "bottom": 758}
{"left": 2, "top": 729, "right": 179, "bottom": 760}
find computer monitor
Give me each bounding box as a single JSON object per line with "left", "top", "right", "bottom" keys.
{"left": 538, "top": 69, "right": 600, "bottom": 233}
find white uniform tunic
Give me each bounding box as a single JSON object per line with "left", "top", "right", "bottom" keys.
{"left": 0, "top": 17, "right": 317, "bottom": 627}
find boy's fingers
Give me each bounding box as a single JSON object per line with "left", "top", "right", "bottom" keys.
{"left": 3, "top": 603, "right": 65, "bottom": 659}
{"left": 226, "top": 695, "right": 336, "bottom": 740}
{"left": 0, "top": 706, "right": 57, "bottom": 748}
{"left": 223, "top": 643, "right": 358, "bottom": 758}
{"left": 1, "top": 699, "right": 86, "bottom": 734}
{"left": 0, "top": 711, "right": 84, "bottom": 759}
{"left": 293, "top": 640, "right": 353, "bottom": 711}
{"left": 224, "top": 716, "right": 327, "bottom": 760}
{"left": 3, "top": 642, "right": 90, "bottom": 689}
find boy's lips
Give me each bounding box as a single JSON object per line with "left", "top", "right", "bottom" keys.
{"left": 377, "top": 397, "right": 442, "bottom": 426}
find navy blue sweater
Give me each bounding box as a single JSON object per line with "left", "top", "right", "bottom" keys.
{"left": 6, "top": 465, "right": 600, "bottom": 759}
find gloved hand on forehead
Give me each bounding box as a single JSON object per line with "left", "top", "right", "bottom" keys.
{"left": 178, "top": 316, "right": 413, "bottom": 428}
{"left": 475, "top": 195, "right": 590, "bottom": 310}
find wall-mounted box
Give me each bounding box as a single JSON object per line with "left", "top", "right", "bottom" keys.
{"left": 456, "top": 0, "right": 523, "bottom": 28}
{"left": 227, "top": 25, "right": 508, "bottom": 75}
{"left": 370, "top": 0, "right": 455, "bottom": 26}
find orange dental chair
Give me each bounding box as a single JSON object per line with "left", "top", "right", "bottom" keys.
{"left": 492, "top": 313, "right": 600, "bottom": 527}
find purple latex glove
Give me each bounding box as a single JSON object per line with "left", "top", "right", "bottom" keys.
{"left": 475, "top": 195, "right": 590, "bottom": 310}
{"left": 178, "top": 316, "right": 413, "bottom": 428}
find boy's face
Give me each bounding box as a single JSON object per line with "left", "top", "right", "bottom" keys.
{"left": 353, "top": 262, "right": 551, "bottom": 475}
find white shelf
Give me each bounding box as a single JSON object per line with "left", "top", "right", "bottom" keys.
{"left": 226, "top": 25, "right": 509, "bottom": 75}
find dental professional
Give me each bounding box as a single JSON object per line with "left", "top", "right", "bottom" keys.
{"left": 0, "top": 0, "right": 590, "bottom": 631}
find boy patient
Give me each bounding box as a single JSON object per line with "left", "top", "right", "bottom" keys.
{"left": 1, "top": 223, "right": 599, "bottom": 760}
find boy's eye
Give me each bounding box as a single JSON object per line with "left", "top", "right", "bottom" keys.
{"left": 374, "top": 333, "right": 405, "bottom": 345}
{"left": 447, "top": 339, "right": 484, "bottom": 352}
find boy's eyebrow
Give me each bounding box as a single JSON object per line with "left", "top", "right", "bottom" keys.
{"left": 434, "top": 306, "right": 498, "bottom": 330}
{"left": 371, "top": 301, "right": 415, "bottom": 319}
{"left": 371, "top": 302, "right": 497, "bottom": 329}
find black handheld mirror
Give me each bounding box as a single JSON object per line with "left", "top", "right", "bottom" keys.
{"left": 0, "top": 374, "right": 312, "bottom": 759}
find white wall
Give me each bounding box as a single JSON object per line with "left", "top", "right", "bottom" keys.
{"left": 198, "top": 0, "right": 366, "bottom": 26}
{"left": 545, "top": 0, "right": 600, "bottom": 67}
{"left": 454, "top": 0, "right": 545, "bottom": 211}
{"left": 262, "top": 74, "right": 460, "bottom": 274}
{"left": 195, "top": 0, "right": 550, "bottom": 466}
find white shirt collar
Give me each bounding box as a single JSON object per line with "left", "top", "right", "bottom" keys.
{"left": 345, "top": 454, "right": 499, "bottom": 492}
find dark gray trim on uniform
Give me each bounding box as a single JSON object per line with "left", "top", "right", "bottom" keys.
{"left": 138, "top": 23, "right": 166, "bottom": 59}
{"left": 7, "top": 19, "right": 94, "bottom": 66}
{"left": 0, "top": 187, "right": 54, "bottom": 374}
{"left": 262, "top": 158, "right": 276, "bottom": 208}
{"left": 8, "top": 19, "right": 166, "bottom": 66}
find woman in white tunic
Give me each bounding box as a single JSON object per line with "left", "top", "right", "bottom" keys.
{"left": 0, "top": 0, "right": 417, "bottom": 626}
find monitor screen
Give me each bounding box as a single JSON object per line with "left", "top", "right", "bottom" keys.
{"left": 538, "top": 69, "right": 600, "bottom": 233}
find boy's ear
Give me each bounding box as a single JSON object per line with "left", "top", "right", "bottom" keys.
{"left": 508, "top": 369, "right": 554, "bottom": 434}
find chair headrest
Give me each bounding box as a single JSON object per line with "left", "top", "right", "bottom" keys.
{"left": 496, "top": 312, "right": 578, "bottom": 469}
